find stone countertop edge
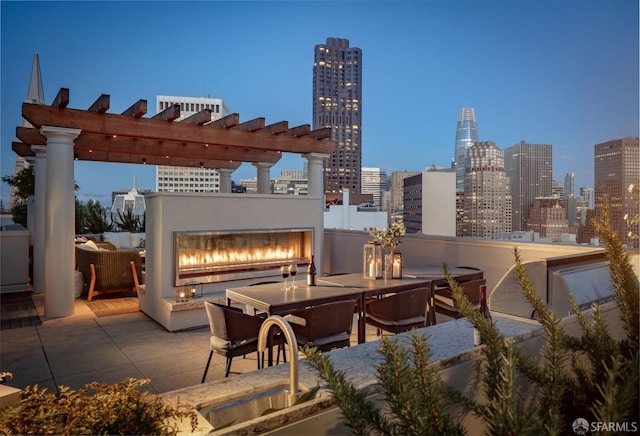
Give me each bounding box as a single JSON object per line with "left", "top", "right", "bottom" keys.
{"left": 162, "top": 314, "right": 542, "bottom": 435}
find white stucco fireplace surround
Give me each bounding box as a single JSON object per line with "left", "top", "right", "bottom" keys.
{"left": 139, "top": 192, "right": 324, "bottom": 331}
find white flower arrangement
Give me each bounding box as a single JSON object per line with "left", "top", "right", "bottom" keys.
{"left": 370, "top": 220, "right": 406, "bottom": 250}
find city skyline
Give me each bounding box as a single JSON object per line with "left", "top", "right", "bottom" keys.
{"left": 1, "top": 1, "right": 638, "bottom": 206}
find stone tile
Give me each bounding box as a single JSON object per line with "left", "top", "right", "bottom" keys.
{"left": 135, "top": 349, "right": 207, "bottom": 380}
{"left": 47, "top": 343, "right": 131, "bottom": 378}
{"left": 121, "top": 338, "right": 202, "bottom": 362}
{"left": 53, "top": 362, "right": 147, "bottom": 392}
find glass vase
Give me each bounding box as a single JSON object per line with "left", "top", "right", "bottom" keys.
{"left": 383, "top": 247, "right": 394, "bottom": 281}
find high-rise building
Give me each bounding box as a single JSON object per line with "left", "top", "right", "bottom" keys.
{"left": 526, "top": 197, "right": 569, "bottom": 242}
{"left": 361, "top": 167, "right": 387, "bottom": 210}
{"left": 453, "top": 107, "right": 479, "bottom": 193}
{"left": 155, "top": 95, "right": 231, "bottom": 193}
{"left": 389, "top": 171, "right": 420, "bottom": 215}
{"left": 504, "top": 141, "right": 553, "bottom": 232}
{"left": 552, "top": 180, "right": 564, "bottom": 198}
{"left": 313, "top": 37, "right": 362, "bottom": 194}
{"left": 402, "top": 168, "right": 456, "bottom": 236}
{"left": 462, "top": 142, "right": 511, "bottom": 239}
{"left": 580, "top": 186, "right": 594, "bottom": 209}
{"left": 564, "top": 172, "right": 575, "bottom": 197}
{"left": 593, "top": 137, "right": 639, "bottom": 248}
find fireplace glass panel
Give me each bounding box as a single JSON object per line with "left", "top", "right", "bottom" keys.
{"left": 175, "top": 229, "right": 313, "bottom": 285}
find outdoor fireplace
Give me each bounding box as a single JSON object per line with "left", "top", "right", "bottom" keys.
{"left": 174, "top": 228, "right": 313, "bottom": 285}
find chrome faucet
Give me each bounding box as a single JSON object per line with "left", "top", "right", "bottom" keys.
{"left": 257, "top": 315, "right": 299, "bottom": 407}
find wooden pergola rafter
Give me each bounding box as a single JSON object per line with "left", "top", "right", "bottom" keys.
{"left": 13, "top": 88, "right": 336, "bottom": 169}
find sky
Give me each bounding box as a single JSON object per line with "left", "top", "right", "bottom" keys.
{"left": 1, "top": 0, "right": 638, "bottom": 206}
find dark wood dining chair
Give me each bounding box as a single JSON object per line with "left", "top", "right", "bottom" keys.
{"left": 287, "top": 299, "right": 357, "bottom": 352}
{"left": 433, "top": 278, "right": 487, "bottom": 319}
{"left": 365, "top": 287, "right": 429, "bottom": 335}
{"left": 202, "top": 301, "right": 284, "bottom": 382}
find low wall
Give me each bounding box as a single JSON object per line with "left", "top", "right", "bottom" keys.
{"left": 324, "top": 229, "right": 605, "bottom": 295}
{"left": 0, "top": 230, "right": 30, "bottom": 293}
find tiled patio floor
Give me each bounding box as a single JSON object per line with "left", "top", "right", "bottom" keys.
{"left": 0, "top": 293, "right": 391, "bottom": 395}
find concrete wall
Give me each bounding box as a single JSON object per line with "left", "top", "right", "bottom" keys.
{"left": 0, "top": 230, "right": 30, "bottom": 293}
{"left": 141, "top": 192, "right": 323, "bottom": 331}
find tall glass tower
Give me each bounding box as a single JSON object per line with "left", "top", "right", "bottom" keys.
{"left": 504, "top": 141, "right": 553, "bottom": 232}
{"left": 454, "top": 107, "right": 479, "bottom": 193}
{"left": 313, "top": 37, "right": 362, "bottom": 194}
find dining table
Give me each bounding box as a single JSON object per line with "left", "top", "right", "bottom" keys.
{"left": 226, "top": 266, "right": 482, "bottom": 349}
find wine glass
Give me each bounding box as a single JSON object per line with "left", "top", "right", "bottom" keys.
{"left": 289, "top": 264, "right": 298, "bottom": 289}
{"left": 280, "top": 265, "right": 290, "bottom": 291}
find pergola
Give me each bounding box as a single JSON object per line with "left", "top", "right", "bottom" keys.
{"left": 13, "top": 88, "right": 336, "bottom": 318}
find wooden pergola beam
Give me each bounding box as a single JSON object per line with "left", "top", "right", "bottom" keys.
{"left": 16, "top": 127, "right": 282, "bottom": 164}
{"left": 121, "top": 100, "right": 147, "bottom": 118}
{"left": 88, "top": 94, "right": 110, "bottom": 113}
{"left": 258, "top": 121, "right": 288, "bottom": 135}
{"left": 152, "top": 104, "right": 180, "bottom": 121}
{"left": 231, "top": 117, "right": 265, "bottom": 132}
{"left": 207, "top": 113, "right": 239, "bottom": 128}
{"left": 52, "top": 88, "right": 69, "bottom": 108}
{"left": 181, "top": 109, "right": 211, "bottom": 125}
{"left": 22, "top": 103, "right": 337, "bottom": 154}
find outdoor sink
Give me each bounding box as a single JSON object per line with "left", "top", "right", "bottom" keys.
{"left": 199, "top": 383, "right": 319, "bottom": 432}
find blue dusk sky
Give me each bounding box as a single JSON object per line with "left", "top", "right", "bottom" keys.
{"left": 1, "top": 0, "right": 638, "bottom": 206}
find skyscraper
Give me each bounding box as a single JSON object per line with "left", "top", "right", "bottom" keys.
{"left": 504, "top": 141, "right": 553, "bottom": 232}
{"left": 361, "top": 167, "right": 387, "bottom": 210}
{"left": 454, "top": 107, "right": 479, "bottom": 193}
{"left": 313, "top": 37, "right": 362, "bottom": 194}
{"left": 462, "top": 142, "right": 511, "bottom": 239}
{"left": 564, "top": 172, "right": 575, "bottom": 197}
{"left": 593, "top": 137, "right": 639, "bottom": 248}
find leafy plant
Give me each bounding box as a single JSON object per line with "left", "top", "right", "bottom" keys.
{"left": 0, "top": 378, "right": 198, "bottom": 435}
{"left": 112, "top": 208, "right": 143, "bottom": 232}
{"left": 82, "top": 199, "right": 113, "bottom": 234}
{"left": 2, "top": 167, "right": 35, "bottom": 201}
{"left": 304, "top": 333, "right": 464, "bottom": 436}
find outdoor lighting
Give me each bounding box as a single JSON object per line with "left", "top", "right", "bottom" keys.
{"left": 175, "top": 287, "right": 188, "bottom": 303}
{"left": 392, "top": 251, "right": 402, "bottom": 279}
{"left": 363, "top": 242, "right": 382, "bottom": 280}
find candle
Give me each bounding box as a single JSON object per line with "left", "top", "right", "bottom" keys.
{"left": 393, "top": 259, "right": 400, "bottom": 277}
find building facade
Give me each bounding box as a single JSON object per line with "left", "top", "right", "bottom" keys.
{"left": 526, "top": 197, "right": 569, "bottom": 242}
{"left": 155, "top": 95, "right": 231, "bottom": 193}
{"left": 593, "top": 137, "right": 639, "bottom": 248}
{"left": 361, "top": 167, "right": 387, "bottom": 210}
{"left": 461, "top": 141, "right": 511, "bottom": 239}
{"left": 313, "top": 37, "right": 362, "bottom": 194}
{"left": 564, "top": 172, "right": 575, "bottom": 197}
{"left": 403, "top": 167, "right": 456, "bottom": 236}
{"left": 504, "top": 141, "right": 553, "bottom": 232}
{"left": 453, "top": 107, "right": 479, "bottom": 193}
{"left": 389, "top": 171, "right": 420, "bottom": 216}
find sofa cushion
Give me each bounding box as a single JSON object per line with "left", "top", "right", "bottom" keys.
{"left": 78, "top": 240, "right": 99, "bottom": 250}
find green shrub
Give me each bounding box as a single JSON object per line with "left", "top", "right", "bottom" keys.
{"left": 0, "top": 378, "right": 197, "bottom": 435}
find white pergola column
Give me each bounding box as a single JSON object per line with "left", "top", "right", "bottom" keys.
{"left": 41, "top": 126, "right": 81, "bottom": 318}
{"left": 218, "top": 168, "right": 234, "bottom": 193}
{"left": 253, "top": 162, "right": 274, "bottom": 194}
{"left": 31, "top": 145, "right": 47, "bottom": 294}
{"left": 304, "top": 152, "right": 329, "bottom": 276}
